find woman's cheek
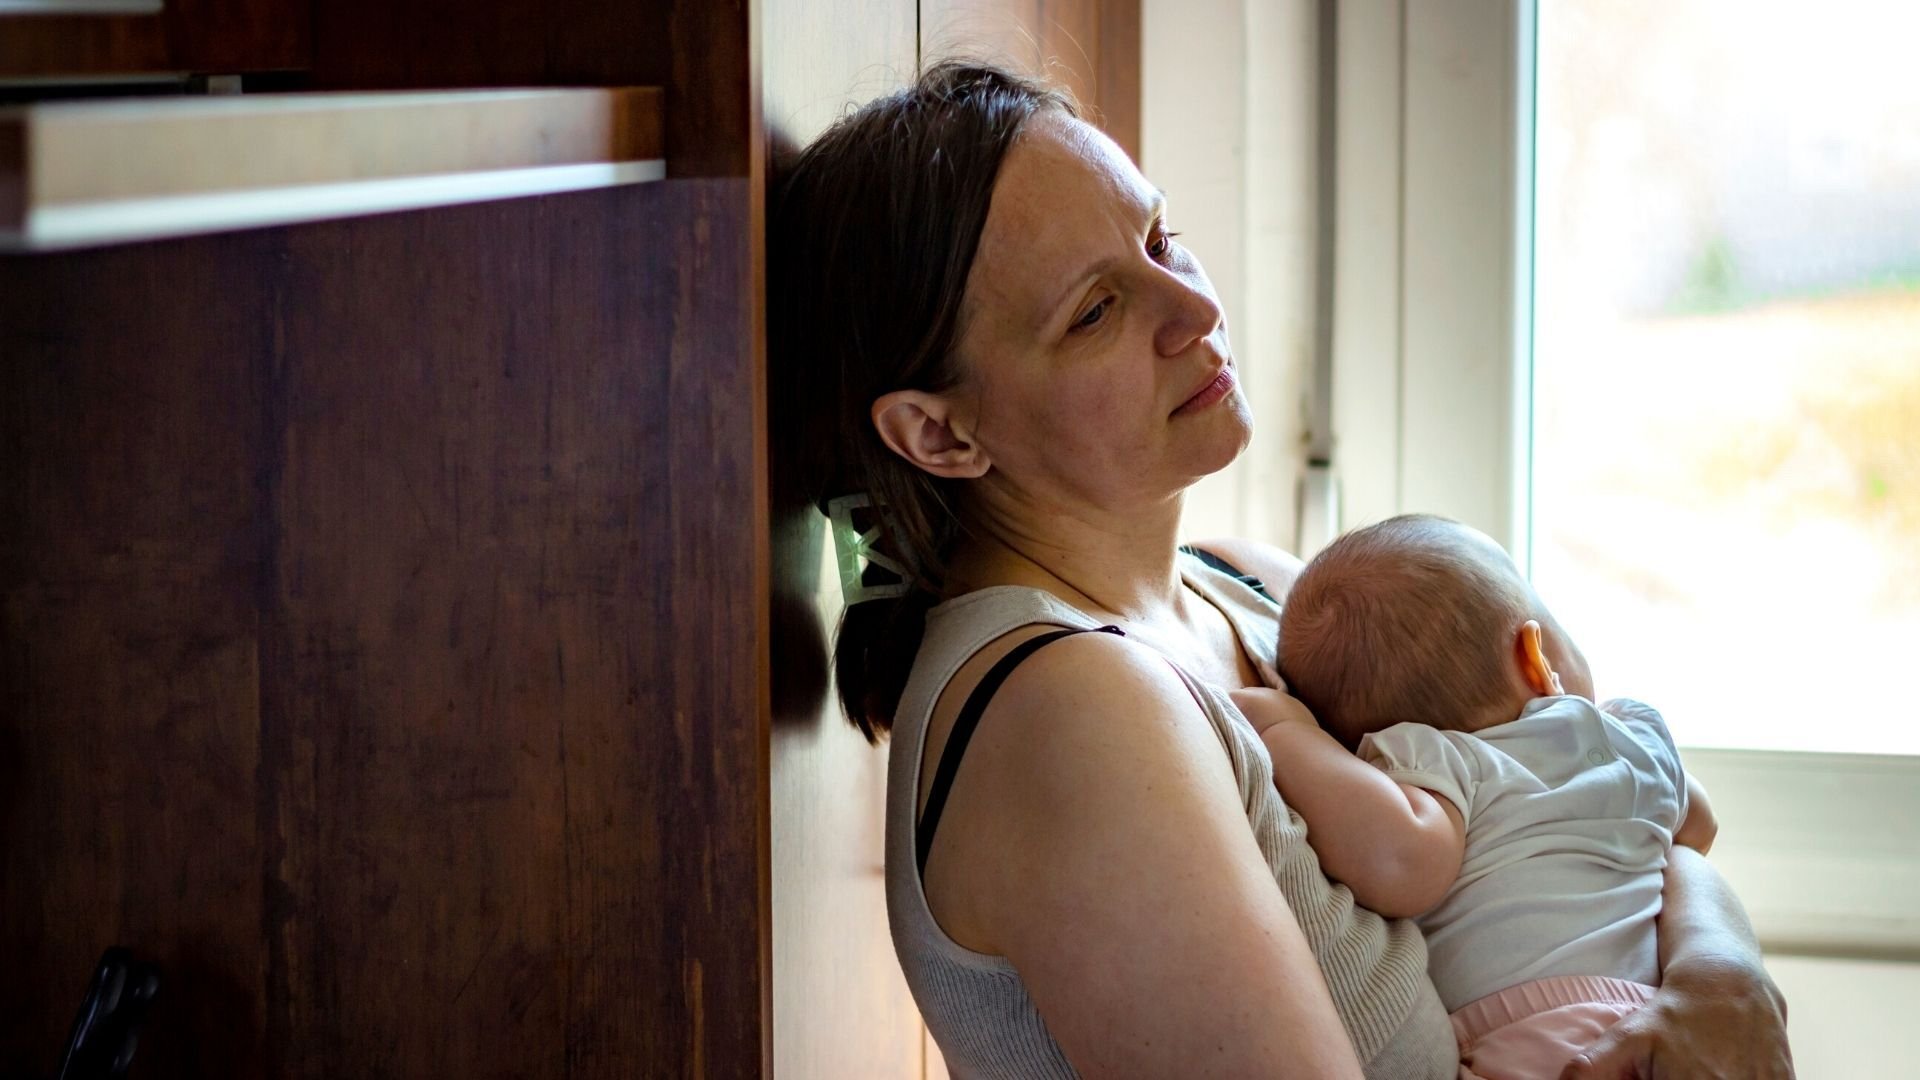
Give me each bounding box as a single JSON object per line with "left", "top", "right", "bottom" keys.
{"left": 1048, "top": 377, "right": 1138, "bottom": 448}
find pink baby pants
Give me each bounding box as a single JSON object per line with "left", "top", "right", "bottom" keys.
{"left": 1451, "top": 974, "right": 1657, "bottom": 1080}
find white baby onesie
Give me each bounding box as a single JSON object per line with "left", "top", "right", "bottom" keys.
{"left": 1360, "top": 696, "right": 1688, "bottom": 1011}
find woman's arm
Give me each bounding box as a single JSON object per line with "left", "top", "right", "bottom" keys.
{"left": 1560, "top": 847, "right": 1793, "bottom": 1078}
{"left": 942, "top": 632, "right": 1364, "bottom": 1079}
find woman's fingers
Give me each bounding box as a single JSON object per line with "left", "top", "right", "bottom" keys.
{"left": 1558, "top": 966, "right": 1794, "bottom": 1080}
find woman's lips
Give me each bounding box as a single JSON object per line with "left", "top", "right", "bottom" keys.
{"left": 1173, "top": 365, "right": 1236, "bottom": 416}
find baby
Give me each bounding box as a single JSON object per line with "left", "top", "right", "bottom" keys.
{"left": 1229, "top": 514, "right": 1717, "bottom": 1080}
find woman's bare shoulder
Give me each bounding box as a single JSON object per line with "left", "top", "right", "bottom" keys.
{"left": 926, "top": 625, "right": 1363, "bottom": 1077}
{"left": 989, "top": 628, "right": 1221, "bottom": 748}
{"left": 938, "top": 626, "right": 1227, "bottom": 794}
{"left": 921, "top": 627, "right": 1243, "bottom": 939}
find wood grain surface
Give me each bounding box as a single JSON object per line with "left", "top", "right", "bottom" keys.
{"left": 2, "top": 0, "right": 753, "bottom": 180}
{"left": 0, "top": 226, "right": 276, "bottom": 1080}
{"left": 306, "top": 1, "right": 753, "bottom": 180}
{"left": 0, "top": 0, "right": 310, "bottom": 80}
{"left": 0, "top": 176, "right": 766, "bottom": 1079}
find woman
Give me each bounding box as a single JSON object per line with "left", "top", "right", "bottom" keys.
{"left": 772, "top": 62, "right": 1792, "bottom": 1079}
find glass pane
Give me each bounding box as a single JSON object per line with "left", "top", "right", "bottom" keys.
{"left": 1532, "top": 0, "right": 1920, "bottom": 754}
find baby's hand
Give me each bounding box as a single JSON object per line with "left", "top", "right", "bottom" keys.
{"left": 1227, "top": 686, "right": 1318, "bottom": 736}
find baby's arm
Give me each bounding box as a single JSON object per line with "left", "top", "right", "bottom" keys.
{"left": 1229, "top": 688, "right": 1465, "bottom": 918}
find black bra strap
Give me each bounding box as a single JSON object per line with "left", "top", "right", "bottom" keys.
{"left": 916, "top": 624, "right": 1126, "bottom": 878}
{"left": 1179, "top": 544, "right": 1277, "bottom": 606}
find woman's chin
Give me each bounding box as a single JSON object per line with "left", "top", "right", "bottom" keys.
{"left": 1204, "top": 396, "right": 1256, "bottom": 468}
{"left": 1177, "top": 416, "right": 1254, "bottom": 485}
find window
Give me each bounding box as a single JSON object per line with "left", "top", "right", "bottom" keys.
{"left": 1325, "top": 0, "right": 1920, "bottom": 976}
{"left": 1533, "top": 0, "right": 1920, "bottom": 757}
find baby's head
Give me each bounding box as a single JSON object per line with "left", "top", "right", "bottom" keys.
{"left": 1278, "top": 514, "right": 1592, "bottom": 748}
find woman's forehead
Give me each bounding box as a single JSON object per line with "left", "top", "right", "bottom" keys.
{"left": 971, "top": 115, "right": 1161, "bottom": 333}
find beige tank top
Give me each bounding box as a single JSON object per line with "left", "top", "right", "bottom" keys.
{"left": 884, "top": 552, "right": 1456, "bottom": 1079}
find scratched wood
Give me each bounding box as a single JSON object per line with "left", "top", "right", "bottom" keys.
{"left": 259, "top": 179, "right": 764, "bottom": 1078}
{"left": 0, "top": 177, "right": 765, "bottom": 1078}
{"left": 0, "top": 232, "right": 278, "bottom": 1078}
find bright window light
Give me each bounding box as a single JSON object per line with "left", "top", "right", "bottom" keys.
{"left": 1531, "top": 0, "right": 1920, "bottom": 754}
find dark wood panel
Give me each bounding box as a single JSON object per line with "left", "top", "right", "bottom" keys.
{"left": 0, "top": 0, "right": 309, "bottom": 80}
{"left": 307, "top": 1, "right": 753, "bottom": 179}
{"left": 921, "top": 0, "right": 1141, "bottom": 161}
{"left": 1, "top": 178, "right": 766, "bottom": 1079}
{"left": 256, "top": 180, "right": 765, "bottom": 1078}
{"left": 0, "top": 236, "right": 279, "bottom": 1077}
{"left": 763, "top": 7, "right": 927, "bottom": 1076}
{"left": 306, "top": 2, "right": 665, "bottom": 88}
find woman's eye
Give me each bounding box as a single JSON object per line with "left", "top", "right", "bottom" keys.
{"left": 1073, "top": 298, "right": 1111, "bottom": 330}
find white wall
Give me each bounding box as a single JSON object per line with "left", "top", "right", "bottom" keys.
{"left": 1143, "top": 0, "right": 1317, "bottom": 550}
{"left": 1766, "top": 955, "right": 1920, "bottom": 1078}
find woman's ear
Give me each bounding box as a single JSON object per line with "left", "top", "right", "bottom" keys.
{"left": 1516, "top": 620, "right": 1565, "bottom": 697}
{"left": 871, "top": 390, "right": 991, "bottom": 479}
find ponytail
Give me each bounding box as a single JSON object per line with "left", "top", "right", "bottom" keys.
{"left": 834, "top": 586, "right": 941, "bottom": 743}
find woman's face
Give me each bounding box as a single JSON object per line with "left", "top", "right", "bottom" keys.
{"left": 950, "top": 112, "right": 1251, "bottom": 515}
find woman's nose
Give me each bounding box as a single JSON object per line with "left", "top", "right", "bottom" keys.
{"left": 1153, "top": 273, "right": 1225, "bottom": 358}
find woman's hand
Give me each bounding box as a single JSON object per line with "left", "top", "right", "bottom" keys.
{"left": 1562, "top": 846, "right": 1793, "bottom": 1078}
{"left": 1560, "top": 956, "right": 1792, "bottom": 1078}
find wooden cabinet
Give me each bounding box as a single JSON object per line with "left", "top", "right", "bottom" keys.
{"left": 1, "top": 177, "right": 764, "bottom": 1078}
{"left": 0, "top": 0, "right": 310, "bottom": 80}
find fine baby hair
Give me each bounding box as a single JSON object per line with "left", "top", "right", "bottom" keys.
{"left": 1279, "top": 514, "right": 1537, "bottom": 748}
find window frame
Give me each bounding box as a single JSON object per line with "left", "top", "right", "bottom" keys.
{"left": 1325, "top": 0, "right": 1920, "bottom": 958}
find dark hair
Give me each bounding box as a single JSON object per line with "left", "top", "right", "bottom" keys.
{"left": 770, "top": 62, "right": 1076, "bottom": 742}
{"left": 1278, "top": 514, "right": 1534, "bottom": 748}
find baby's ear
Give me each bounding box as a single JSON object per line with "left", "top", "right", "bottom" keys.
{"left": 1515, "top": 620, "right": 1562, "bottom": 697}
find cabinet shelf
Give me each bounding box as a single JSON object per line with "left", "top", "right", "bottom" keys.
{"left": 0, "top": 86, "right": 664, "bottom": 250}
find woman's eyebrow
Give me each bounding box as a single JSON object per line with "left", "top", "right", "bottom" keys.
{"left": 1035, "top": 191, "right": 1169, "bottom": 332}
